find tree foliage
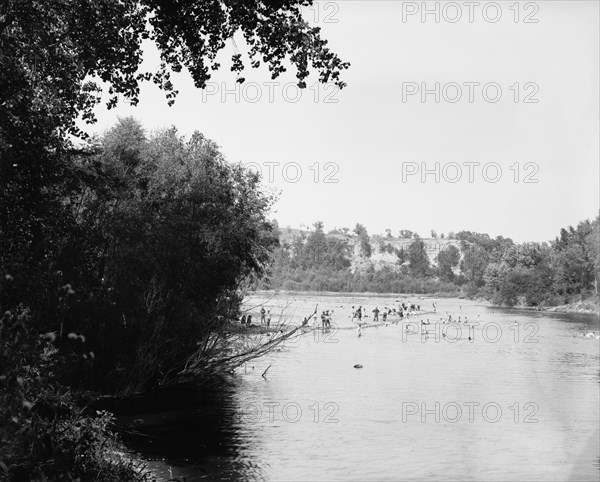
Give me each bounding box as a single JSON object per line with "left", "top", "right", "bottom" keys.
{"left": 407, "top": 236, "right": 431, "bottom": 278}
{"left": 551, "top": 219, "right": 598, "bottom": 295}
{"left": 354, "top": 223, "right": 372, "bottom": 258}
{"left": 436, "top": 245, "right": 460, "bottom": 282}
{"left": 0, "top": 0, "right": 349, "bottom": 129}
{"left": 1, "top": 1, "right": 350, "bottom": 477}
{"left": 5, "top": 118, "right": 279, "bottom": 393}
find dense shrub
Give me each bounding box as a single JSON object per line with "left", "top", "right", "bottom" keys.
{"left": 0, "top": 306, "right": 147, "bottom": 481}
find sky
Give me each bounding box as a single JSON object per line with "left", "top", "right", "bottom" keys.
{"left": 88, "top": 0, "right": 599, "bottom": 243}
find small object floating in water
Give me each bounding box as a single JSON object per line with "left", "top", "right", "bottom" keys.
{"left": 354, "top": 364, "right": 363, "bottom": 369}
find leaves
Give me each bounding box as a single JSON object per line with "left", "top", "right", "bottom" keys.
{"left": 407, "top": 236, "right": 431, "bottom": 278}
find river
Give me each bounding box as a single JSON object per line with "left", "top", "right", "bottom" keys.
{"left": 122, "top": 292, "right": 600, "bottom": 481}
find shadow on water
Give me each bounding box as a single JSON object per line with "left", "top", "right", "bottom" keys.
{"left": 93, "top": 378, "right": 256, "bottom": 480}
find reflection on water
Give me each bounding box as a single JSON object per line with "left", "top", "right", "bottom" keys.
{"left": 122, "top": 293, "right": 600, "bottom": 481}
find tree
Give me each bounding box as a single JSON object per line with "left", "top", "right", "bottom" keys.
{"left": 304, "top": 221, "right": 327, "bottom": 266}
{"left": 497, "top": 267, "right": 529, "bottom": 307}
{"left": 396, "top": 246, "right": 407, "bottom": 265}
{"left": 61, "top": 123, "right": 279, "bottom": 391}
{"left": 436, "top": 245, "right": 460, "bottom": 281}
{"left": 1, "top": 0, "right": 349, "bottom": 312}
{"left": 484, "top": 262, "right": 509, "bottom": 301}
{"left": 460, "top": 245, "right": 489, "bottom": 287}
{"left": 324, "top": 237, "right": 352, "bottom": 270}
{"left": 585, "top": 215, "right": 600, "bottom": 294}
{"left": 290, "top": 232, "right": 307, "bottom": 269}
{"left": 1, "top": 0, "right": 350, "bottom": 375}
{"left": 0, "top": 119, "right": 282, "bottom": 477}
{"left": 551, "top": 220, "right": 596, "bottom": 295}
{"left": 354, "top": 223, "right": 371, "bottom": 258}
{"left": 399, "top": 229, "right": 414, "bottom": 239}
{"left": 1, "top": 1, "right": 349, "bottom": 127}
{"left": 0, "top": 2, "right": 352, "bottom": 478}
{"left": 407, "top": 236, "right": 431, "bottom": 277}
{"left": 431, "top": 229, "right": 438, "bottom": 238}
{"left": 501, "top": 242, "right": 550, "bottom": 270}
{"left": 102, "top": 116, "right": 147, "bottom": 167}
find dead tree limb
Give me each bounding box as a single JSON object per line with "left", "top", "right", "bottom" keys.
{"left": 179, "top": 304, "right": 318, "bottom": 379}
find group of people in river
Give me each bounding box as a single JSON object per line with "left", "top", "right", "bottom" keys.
{"left": 349, "top": 302, "right": 432, "bottom": 338}
{"left": 242, "top": 300, "right": 600, "bottom": 344}
{"left": 320, "top": 310, "right": 333, "bottom": 329}
{"left": 349, "top": 302, "right": 481, "bottom": 339}
{"left": 351, "top": 302, "right": 424, "bottom": 323}
{"left": 240, "top": 307, "right": 272, "bottom": 328}
{"left": 241, "top": 299, "right": 433, "bottom": 332}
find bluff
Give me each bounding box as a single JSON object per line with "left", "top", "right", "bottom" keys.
{"left": 278, "top": 227, "right": 463, "bottom": 273}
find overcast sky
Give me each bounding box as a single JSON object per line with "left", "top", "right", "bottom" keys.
{"left": 89, "top": 0, "right": 599, "bottom": 242}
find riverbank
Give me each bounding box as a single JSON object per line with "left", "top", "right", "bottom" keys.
{"left": 249, "top": 289, "right": 600, "bottom": 315}
{"left": 493, "top": 294, "right": 600, "bottom": 315}
{"left": 545, "top": 297, "right": 599, "bottom": 314}
{"left": 250, "top": 289, "right": 460, "bottom": 300}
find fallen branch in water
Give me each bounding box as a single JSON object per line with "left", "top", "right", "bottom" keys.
{"left": 261, "top": 365, "right": 271, "bottom": 379}
{"left": 178, "top": 304, "right": 318, "bottom": 379}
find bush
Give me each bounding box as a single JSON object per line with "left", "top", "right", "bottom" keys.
{"left": 0, "top": 306, "right": 147, "bottom": 481}
{"left": 1, "top": 122, "right": 279, "bottom": 395}
{"left": 462, "top": 281, "right": 481, "bottom": 299}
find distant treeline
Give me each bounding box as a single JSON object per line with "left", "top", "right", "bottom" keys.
{"left": 259, "top": 219, "right": 600, "bottom": 307}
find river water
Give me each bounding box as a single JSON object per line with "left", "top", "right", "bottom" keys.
{"left": 124, "top": 292, "right": 600, "bottom": 481}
